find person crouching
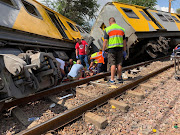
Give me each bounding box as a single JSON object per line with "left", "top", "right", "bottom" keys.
{"left": 67, "top": 60, "right": 85, "bottom": 81}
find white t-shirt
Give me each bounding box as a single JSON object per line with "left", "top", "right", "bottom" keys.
{"left": 56, "top": 58, "right": 65, "bottom": 70}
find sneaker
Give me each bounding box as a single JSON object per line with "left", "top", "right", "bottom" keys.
{"left": 117, "top": 78, "right": 123, "bottom": 84}
{"left": 107, "top": 79, "right": 116, "bottom": 84}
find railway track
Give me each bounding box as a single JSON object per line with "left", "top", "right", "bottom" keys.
{"left": 0, "top": 56, "right": 170, "bottom": 113}
{"left": 3, "top": 57, "right": 173, "bottom": 135}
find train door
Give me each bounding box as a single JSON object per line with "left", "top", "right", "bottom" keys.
{"left": 45, "top": 9, "right": 69, "bottom": 39}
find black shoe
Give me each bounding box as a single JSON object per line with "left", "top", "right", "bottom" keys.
{"left": 117, "top": 78, "right": 123, "bottom": 84}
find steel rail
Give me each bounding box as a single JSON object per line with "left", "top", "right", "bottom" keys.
{"left": 17, "top": 63, "right": 173, "bottom": 135}
{"left": 0, "top": 56, "right": 169, "bottom": 112}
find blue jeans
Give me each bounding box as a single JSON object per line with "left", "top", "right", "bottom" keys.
{"left": 79, "top": 55, "right": 89, "bottom": 69}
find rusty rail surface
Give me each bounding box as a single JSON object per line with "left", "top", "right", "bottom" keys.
{"left": 17, "top": 63, "right": 173, "bottom": 135}
{"left": 0, "top": 56, "right": 169, "bottom": 112}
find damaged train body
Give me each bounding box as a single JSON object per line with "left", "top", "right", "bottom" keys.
{"left": 0, "top": 0, "right": 89, "bottom": 99}
{"left": 89, "top": 2, "right": 180, "bottom": 64}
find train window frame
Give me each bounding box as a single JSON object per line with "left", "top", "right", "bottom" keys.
{"left": 156, "top": 13, "right": 168, "bottom": 22}
{"left": 164, "top": 14, "right": 175, "bottom": 22}
{"left": 139, "top": 11, "right": 151, "bottom": 21}
{"left": 67, "top": 21, "right": 78, "bottom": 32}
{"left": 121, "top": 7, "right": 139, "bottom": 19}
{"left": 21, "top": 0, "right": 43, "bottom": 20}
{"left": 76, "top": 25, "right": 85, "bottom": 33}
{"left": 57, "top": 17, "right": 67, "bottom": 30}
{"left": 172, "top": 16, "right": 180, "bottom": 23}
{"left": 45, "top": 9, "right": 69, "bottom": 39}
{"left": 0, "top": 0, "right": 18, "bottom": 9}
{"left": 177, "top": 15, "right": 180, "bottom": 20}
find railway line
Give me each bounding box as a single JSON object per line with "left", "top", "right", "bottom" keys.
{"left": 0, "top": 56, "right": 177, "bottom": 135}
{"left": 0, "top": 56, "right": 170, "bottom": 113}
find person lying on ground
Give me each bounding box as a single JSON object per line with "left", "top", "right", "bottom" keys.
{"left": 89, "top": 63, "right": 97, "bottom": 75}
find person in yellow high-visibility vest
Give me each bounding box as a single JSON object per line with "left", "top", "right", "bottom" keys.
{"left": 89, "top": 49, "right": 107, "bottom": 73}
{"left": 102, "top": 17, "right": 127, "bottom": 84}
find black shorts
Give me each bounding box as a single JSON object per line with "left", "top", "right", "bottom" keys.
{"left": 108, "top": 50, "right": 123, "bottom": 66}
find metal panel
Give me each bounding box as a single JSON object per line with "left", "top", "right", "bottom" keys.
{"left": 90, "top": 3, "right": 135, "bottom": 51}
{"left": 148, "top": 10, "right": 179, "bottom": 31}
{"left": 0, "top": 0, "right": 21, "bottom": 28}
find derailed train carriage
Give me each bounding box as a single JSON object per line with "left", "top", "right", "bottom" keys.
{"left": 0, "top": 0, "right": 89, "bottom": 99}
{"left": 89, "top": 2, "right": 180, "bottom": 64}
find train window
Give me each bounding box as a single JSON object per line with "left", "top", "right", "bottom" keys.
{"left": 164, "top": 15, "right": 174, "bottom": 22}
{"left": 172, "top": 16, "right": 180, "bottom": 23}
{"left": 121, "top": 7, "right": 139, "bottom": 19}
{"left": 0, "top": 0, "right": 16, "bottom": 7}
{"left": 100, "top": 23, "right": 106, "bottom": 31}
{"left": 156, "top": 13, "right": 168, "bottom": 21}
{"left": 46, "top": 9, "right": 68, "bottom": 39}
{"left": 67, "top": 22, "right": 78, "bottom": 32}
{"left": 177, "top": 15, "right": 180, "bottom": 20}
{"left": 139, "top": 11, "right": 151, "bottom": 21}
{"left": 76, "top": 25, "right": 85, "bottom": 33}
{"left": 58, "top": 18, "right": 67, "bottom": 30}
{"left": 22, "top": 0, "right": 41, "bottom": 18}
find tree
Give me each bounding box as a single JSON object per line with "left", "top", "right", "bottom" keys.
{"left": 176, "top": 8, "right": 180, "bottom": 14}
{"left": 42, "top": 0, "right": 100, "bottom": 31}
{"left": 113, "top": 0, "right": 157, "bottom": 9}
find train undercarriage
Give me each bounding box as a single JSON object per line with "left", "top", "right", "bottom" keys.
{"left": 0, "top": 26, "right": 75, "bottom": 100}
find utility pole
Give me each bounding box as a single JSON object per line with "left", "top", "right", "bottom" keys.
{"left": 169, "top": 0, "right": 174, "bottom": 13}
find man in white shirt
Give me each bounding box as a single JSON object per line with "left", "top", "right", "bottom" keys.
{"left": 56, "top": 58, "right": 66, "bottom": 77}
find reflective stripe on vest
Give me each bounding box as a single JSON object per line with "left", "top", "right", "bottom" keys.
{"left": 90, "top": 52, "right": 104, "bottom": 64}
{"left": 105, "top": 24, "right": 125, "bottom": 49}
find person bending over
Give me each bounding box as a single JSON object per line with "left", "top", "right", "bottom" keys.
{"left": 67, "top": 60, "right": 85, "bottom": 80}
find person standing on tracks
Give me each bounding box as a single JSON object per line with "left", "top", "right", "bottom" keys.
{"left": 102, "top": 17, "right": 127, "bottom": 84}
{"left": 75, "top": 38, "right": 89, "bottom": 70}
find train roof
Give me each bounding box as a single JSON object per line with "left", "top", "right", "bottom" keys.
{"left": 105, "top": 2, "right": 177, "bottom": 14}
{"left": 32, "top": 0, "right": 77, "bottom": 25}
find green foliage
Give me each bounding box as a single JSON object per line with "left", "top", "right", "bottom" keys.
{"left": 176, "top": 8, "right": 180, "bottom": 14}
{"left": 113, "top": 0, "right": 157, "bottom": 9}
{"left": 42, "top": 0, "right": 99, "bottom": 31}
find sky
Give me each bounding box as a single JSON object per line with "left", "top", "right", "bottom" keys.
{"left": 37, "top": 0, "right": 179, "bottom": 13}
{"left": 37, "top": 0, "right": 179, "bottom": 25}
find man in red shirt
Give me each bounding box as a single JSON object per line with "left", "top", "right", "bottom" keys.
{"left": 75, "top": 38, "right": 89, "bottom": 69}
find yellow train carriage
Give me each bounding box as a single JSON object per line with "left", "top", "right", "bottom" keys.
{"left": 0, "top": 0, "right": 89, "bottom": 61}
{"left": 0, "top": 0, "right": 89, "bottom": 99}
{"left": 0, "top": 0, "right": 87, "bottom": 43}
{"left": 113, "top": 2, "right": 160, "bottom": 31}
{"left": 90, "top": 2, "right": 180, "bottom": 64}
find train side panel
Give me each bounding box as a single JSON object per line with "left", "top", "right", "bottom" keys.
{"left": 13, "top": 0, "right": 62, "bottom": 39}
{"left": 0, "top": 0, "right": 21, "bottom": 29}
{"left": 58, "top": 15, "right": 82, "bottom": 40}
{"left": 147, "top": 9, "right": 179, "bottom": 31}
{"left": 171, "top": 14, "right": 180, "bottom": 30}
{"left": 113, "top": 2, "right": 159, "bottom": 32}
{"left": 90, "top": 3, "right": 137, "bottom": 52}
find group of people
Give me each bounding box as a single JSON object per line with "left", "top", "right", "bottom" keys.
{"left": 56, "top": 17, "right": 127, "bottom": 84}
